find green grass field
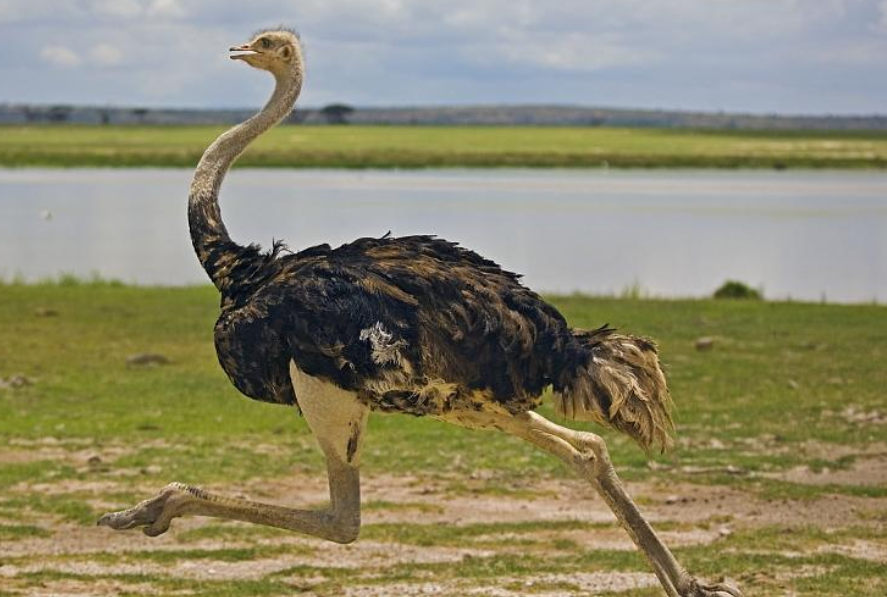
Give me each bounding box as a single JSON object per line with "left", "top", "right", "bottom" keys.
{"left": 1, "top": 281, "right": 885, "bottom": 596}
{"left": 1, "top": 125, "right": 886, "bottom": 169}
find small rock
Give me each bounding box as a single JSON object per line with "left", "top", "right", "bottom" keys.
{"left": 0, "top": 375, "right": 34, "bottom": 390}
{"left": 34, "top": 307, "right": 59, "bottom": 317}
{"left": 127, "top": 353, "right": 171, "bottom": 367}
{"left": 695, "top": 337, "right": 715, "bottom": 351}
{"left": 10, "top": 375, "right": 33, "bottom": 387}
{"left": 787, "top": 379, "right": 799, "bottom": 390}
{"left": 87, "top": 455, "right": 110, "bottom": 472}
{"left": 718, "top": 525, "right": 733, "bottom": 538}
{"left": 665, "top": 495, "right": 681, "bottom": 505}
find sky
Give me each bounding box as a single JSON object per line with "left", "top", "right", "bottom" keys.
{"left": 1, "top": 0, "right": 886, "bottom": 114}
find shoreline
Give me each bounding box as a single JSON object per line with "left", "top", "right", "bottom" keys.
{"left": 2, "top": 124, "right": 885, "bottom": 170}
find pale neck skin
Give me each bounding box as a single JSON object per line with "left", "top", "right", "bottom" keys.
{"left": 188, "top": 52, "right": 304, "bottom": 293}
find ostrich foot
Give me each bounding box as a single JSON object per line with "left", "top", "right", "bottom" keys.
{"left": 98, "top": 468, "right": 362, "bottom": 543}
{"left": 568, "top": 432, "right": 744, "bottom": 597}
{"left": 98, "top": 482, "right": 193, "bottom": 537}
{"left": 685, "top": 579, "right": 744, "bottom": 597}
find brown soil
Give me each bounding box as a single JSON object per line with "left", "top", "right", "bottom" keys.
{"left": 3, "top": 449, "right": 887, "bottom": 595}
{"left": 762, "top": 455, "right": 887, "bottom": 487}
{"left": 338, "top": 572, "right": 660, "bottom": 597}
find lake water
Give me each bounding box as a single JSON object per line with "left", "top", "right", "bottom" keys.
{"left": 1, "top": 168, "right": 885, "bottom": 303}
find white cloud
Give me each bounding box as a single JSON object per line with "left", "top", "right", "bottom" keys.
{"left": 0, "top": 0, "right": 81, "bottom": 24}
{"left": 4, "top": 0, "right": 887, "bottom": 113}
{"left": 0, "top": 0, "right": 186, "bottom": 23}
{"left": 90, "top": 0, "right": 142, "bottom": 19}
{"left": 40, "top": 46, "right": 82, "bottom": 68}
{"left": 90, "top": 44, "right": 124, "bottom": 66}
{"left": 146, "top": 0, "right": 186, "bottom": 19}
{"left": 491, "top": 31, "right": 657, "bottom": 72}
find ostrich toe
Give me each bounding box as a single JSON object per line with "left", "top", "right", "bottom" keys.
{"left": 688, "top": 579, "right": 744, "bottom": 597}
{"left": 98, "top": 482, "right": 191, "bottom": 537}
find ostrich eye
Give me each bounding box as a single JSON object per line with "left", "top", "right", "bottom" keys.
{"left": 260, "top": 38, "right": 272, "bottom": 49}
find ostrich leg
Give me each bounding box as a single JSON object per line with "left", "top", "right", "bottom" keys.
{"left": 495, "top": 412, "right": 743, "bottom": 597}
{"left": 99, "top": 365, "right": 369, "bottom": 542}
{"left": 98, "top": 457, "right": 361, "bottom": 542}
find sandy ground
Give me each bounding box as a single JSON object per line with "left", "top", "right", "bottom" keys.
{"left": 1, "top": 442, "right": 886, "bottom": 596}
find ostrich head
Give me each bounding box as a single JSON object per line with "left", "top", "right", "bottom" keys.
{"left": 230, "top": 29, "right": 302, "bottom": 75}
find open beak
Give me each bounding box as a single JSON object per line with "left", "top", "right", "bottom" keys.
{"left": 229, "top": 43, "right": 257, "bottom": 61}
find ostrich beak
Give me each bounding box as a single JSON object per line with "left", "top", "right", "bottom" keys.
{"left": 229, "top": 44, "right": 257, "bottom": 60}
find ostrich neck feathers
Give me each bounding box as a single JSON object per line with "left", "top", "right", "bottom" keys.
{"left": 188, "top": 59, "right": 303, "bottom": 295}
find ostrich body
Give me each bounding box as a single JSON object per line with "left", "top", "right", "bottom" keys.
{"left": 99, "top": 30, "right": 742, "bottom": 597}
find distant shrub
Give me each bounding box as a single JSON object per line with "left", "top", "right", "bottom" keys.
{"left": 619, "top": 280, "right": 647, "bottom": 300}
{"left": 713, "top": 280, "right": 762, "bottom": 300}
{"left": 43, "top": 272, "right": 125, "bottom": 287}
{"left": 0, "top": 272, "right": 128, "bottom": 288}
{"left": 320, "top": 103, "right": 355, "bottom": 125}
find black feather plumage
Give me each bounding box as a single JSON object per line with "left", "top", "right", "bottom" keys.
{"left": 212, "top": 235, "right": 584, "bottom": 417}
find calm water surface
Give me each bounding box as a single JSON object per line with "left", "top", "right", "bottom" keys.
{"left": 1, "top": 168, "right": 885, "bottom": 303}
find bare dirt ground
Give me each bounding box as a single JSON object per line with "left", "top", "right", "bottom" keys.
{"left": 2, "top": 447, "right": 887, "bottom": 597}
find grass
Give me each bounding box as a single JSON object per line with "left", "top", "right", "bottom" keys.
{"left": 0, "top": 124, "right": 886, "bottom": 169}
{"left": 0, "top": 524, "right": 51, "bottom": 540}
{"left": 0, "top": 282, "right": 884, "bottom": 483}
{"left": 0, "top": 282, "right": 885, "bottom": 596}
{"left": 1, "top": 282, "right": 884, "bottom": 477}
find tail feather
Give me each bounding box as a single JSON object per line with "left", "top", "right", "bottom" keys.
{"left": 554, "top": 326, "right": 674, "bottom": 453}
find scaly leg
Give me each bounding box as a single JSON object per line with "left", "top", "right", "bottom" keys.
{"left": 97, "top": 456, "right": 361, "bottom": 542}
{"left": 494, "top": 411, "right": 743, "bottom": 597}
{"left": 99, "top": 364, "right": 369, "bottom": 543}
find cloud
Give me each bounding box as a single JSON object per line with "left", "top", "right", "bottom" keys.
{"left": 146, "top": 0, "right": 186, "bottom": 19}
{"left": 0, "top": 0, "right": 82, "bottom": 24}
{"left": 37, "top": 41, "right": 124, "bottom": 69}
{"left": 3, "top": 0, "right": 887, "bottom": 114}
{"left": 490, "top": 32, "right": 657, "bottom": 73}
{"left": 40, "top": 46, "right": 81, "bottom": 68}
{"left": 91, "top": 44, "right": 124, "bottom": 66}
{"left": 90, "top": 0, "right": 142, "bottom": 19}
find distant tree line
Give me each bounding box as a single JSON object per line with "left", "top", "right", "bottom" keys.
{"left": 2, "top": 103, "right": 886, "bottom": 130}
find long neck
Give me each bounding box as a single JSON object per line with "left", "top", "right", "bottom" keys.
{"left": 188, "top": 63, "right": 302, "bottom": 293}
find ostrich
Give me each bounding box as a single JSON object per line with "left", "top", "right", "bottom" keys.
{"left": 98, "top": 29, "right": 743, "bottom": 597}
